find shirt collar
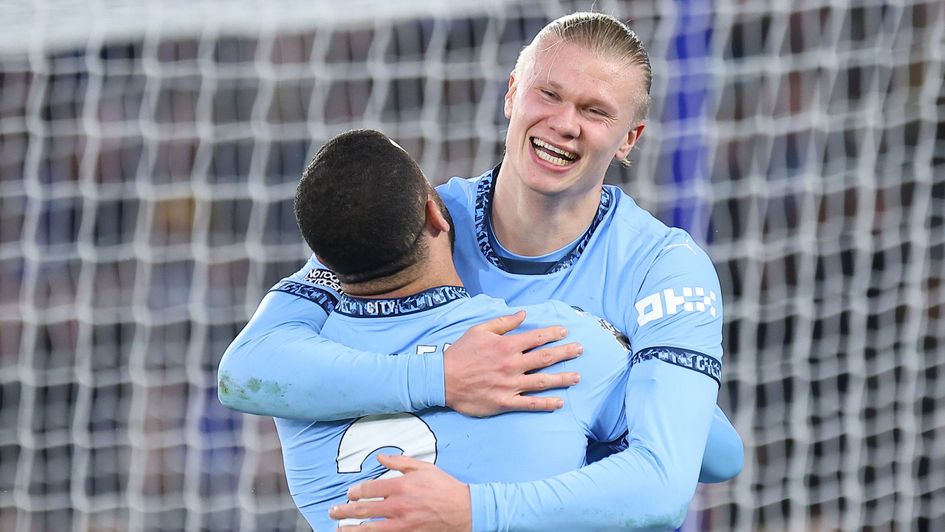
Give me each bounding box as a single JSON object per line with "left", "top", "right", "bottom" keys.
{"left": 335, "top": 286, "right": 470, "bottom": 317}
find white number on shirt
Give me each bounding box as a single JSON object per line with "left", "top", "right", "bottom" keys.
{"left": 336, "top": 413, "right": 438, "bottom": 526}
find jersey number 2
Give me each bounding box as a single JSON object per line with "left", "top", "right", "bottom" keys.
{"left": 336, "top": 413, "right": 438, "bottom": 526}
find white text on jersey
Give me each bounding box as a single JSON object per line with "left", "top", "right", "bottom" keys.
{"left": 635, "top": 288, "right": 718, "bottom": 327}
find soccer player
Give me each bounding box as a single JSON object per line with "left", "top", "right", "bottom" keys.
{"left": 219, "top": 11, "right": 742, "bottom": 529}
{"left": 281, "top": 128, "right": 652, "bottom": 531}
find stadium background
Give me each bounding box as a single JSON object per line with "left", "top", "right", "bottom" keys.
{"left": 0, "top": 0, "right": 942, "bottom": 530}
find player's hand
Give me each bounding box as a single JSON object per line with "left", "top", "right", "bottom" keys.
{"left": 330, "top": 454, "right": 471, "bottom": 532}
{"left": 443, "top": 310, "right": 583, "bottom": 417}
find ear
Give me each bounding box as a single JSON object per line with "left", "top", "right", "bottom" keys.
{"left": 425, "top": 198, "right": 451, "bottom": 235}
{"left": 503, "top": 71, "right": 518, "bottom": 119}
{"left": 614, "top": 121, "right": 646, "bottom": 161}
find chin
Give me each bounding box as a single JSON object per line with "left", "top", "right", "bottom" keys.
{"left": 522, "top": 175, "right": 571, "bottom": 197}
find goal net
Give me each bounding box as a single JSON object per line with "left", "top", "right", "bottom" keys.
{"left": 1, "top": 0, "right": 942, "bottom": 530}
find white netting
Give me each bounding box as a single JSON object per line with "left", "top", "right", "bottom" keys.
{"left": 1, "top": 0, "right": 943, "bottom": 530}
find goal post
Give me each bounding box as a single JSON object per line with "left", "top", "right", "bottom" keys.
{"left": 1, "top": 1, "right": 942, "bottom": 530}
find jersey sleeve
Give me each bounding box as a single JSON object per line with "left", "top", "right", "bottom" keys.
{"left": 629, "top": 234, "right": 723, "bottom": 359}
{"left": 466, "top": 240, "right": 725, "bottom": 531}
{"left": 700, "top": 407, "right": 745, "bottom": 483}
{"left": 216, "top": 255, "right": 446, "bottom": 420}
{"left": 468, "top": 343, "right": 719, "bottom": 531}
{"left": 630, "top": 234, "right": 744, "bottom": 482}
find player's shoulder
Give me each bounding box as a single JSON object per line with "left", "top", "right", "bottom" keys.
{"left": 425, "top": 293, "right": 526, "bottom": 332}
{"left": 435, "top": 172, "right": 490, "bottom": 235}
{"left": 603, "top": 186, "right": 713, "bottom": 267}
{"left": 436, "top": 170, "right": 489, "bottom": 204}
{"left": 451, "top": 294, "right": 610, "bottom": 336}
{"left": 269, "top": 254, "right": 344, "bottom": 305}
{"left": 604, "top": 186, "right": 674, "bottom": 241}
{"left": 519, "top": 300, "right": 631, "bottom": 353}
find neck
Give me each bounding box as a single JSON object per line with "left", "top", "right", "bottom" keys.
{"left": 341, "top": 254, "right": 463, "bottom": 299}
{"left": 491, "top": 167, "right": 603, "bottom": 256}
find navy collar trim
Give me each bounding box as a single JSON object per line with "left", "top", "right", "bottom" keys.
{"left": 474, "top": 165, "right": 613, "bottom": 275}
{"left": 335, "top": 286, "right": 469, "bottom": 317}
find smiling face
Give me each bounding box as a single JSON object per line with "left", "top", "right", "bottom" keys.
{"left": 502, "top": 38, "right": 647, "bottom": 199}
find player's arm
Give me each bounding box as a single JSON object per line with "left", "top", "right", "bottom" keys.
{"left": 700, "top": 406, "right": 744, "bottom": 483}
{"left": 627, "top": 238, "right": 744, "bottom": 483}
{"left": 583, "top": 404, "right": 743, "bottom": 484}
{"left": 217, "top": 258, "right": 439, "bottom": 420}
{"left": 467, "top": 350, "right": 719, "bottom": 530}
{"left": 218, "top": 288, "right": 444, "bottom": 420}
{"left": 217, "top": 257, "right": 582, "bottom": 420}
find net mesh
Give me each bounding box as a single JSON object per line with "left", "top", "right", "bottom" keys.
{"left": 1, "top": 0, "right": 943, "bottom": 530}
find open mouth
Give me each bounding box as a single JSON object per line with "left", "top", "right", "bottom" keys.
{"left": 530, "top": 137, "right": 578, "bottom": 167}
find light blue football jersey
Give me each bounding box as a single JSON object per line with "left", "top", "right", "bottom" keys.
{"left": 275, "top": 287, "right": 630, "bottom": 531}
{"left": 439, "top": 166, "right": 724, "bottom": 370}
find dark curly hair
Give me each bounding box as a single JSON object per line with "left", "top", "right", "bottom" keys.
{"left": 294, "top": 129, "right": 433, "bottom": 284}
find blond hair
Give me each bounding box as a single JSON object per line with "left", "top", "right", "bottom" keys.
{"left": 514, "top": 12, "right": 652, "bottom": 164}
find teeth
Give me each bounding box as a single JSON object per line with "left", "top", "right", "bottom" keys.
{"left": 535, "top": 149, "right": 571, "bottom": 166}
{"left": 531, "top": 138, "right": 576, "bottom": 164}
{"left": 532, "top": 138, "right": 576, "bottom": 158}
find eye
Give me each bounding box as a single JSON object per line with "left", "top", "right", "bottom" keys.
{"left": 539, "top": 88, "right": 558, "bottom": 99}
{"left": 588, "top": 108, "right": 608, "bottom": 117}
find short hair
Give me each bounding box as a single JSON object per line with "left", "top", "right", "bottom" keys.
{"left": 515, "top": 12, "right": 652, "bottom": 125}
{"left": 294, "top": 129, "right": 430, "bottom": 284}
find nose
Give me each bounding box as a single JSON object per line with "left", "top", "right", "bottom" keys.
{"left": 547, "top": 105, "right": 580, "bottom": 139}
